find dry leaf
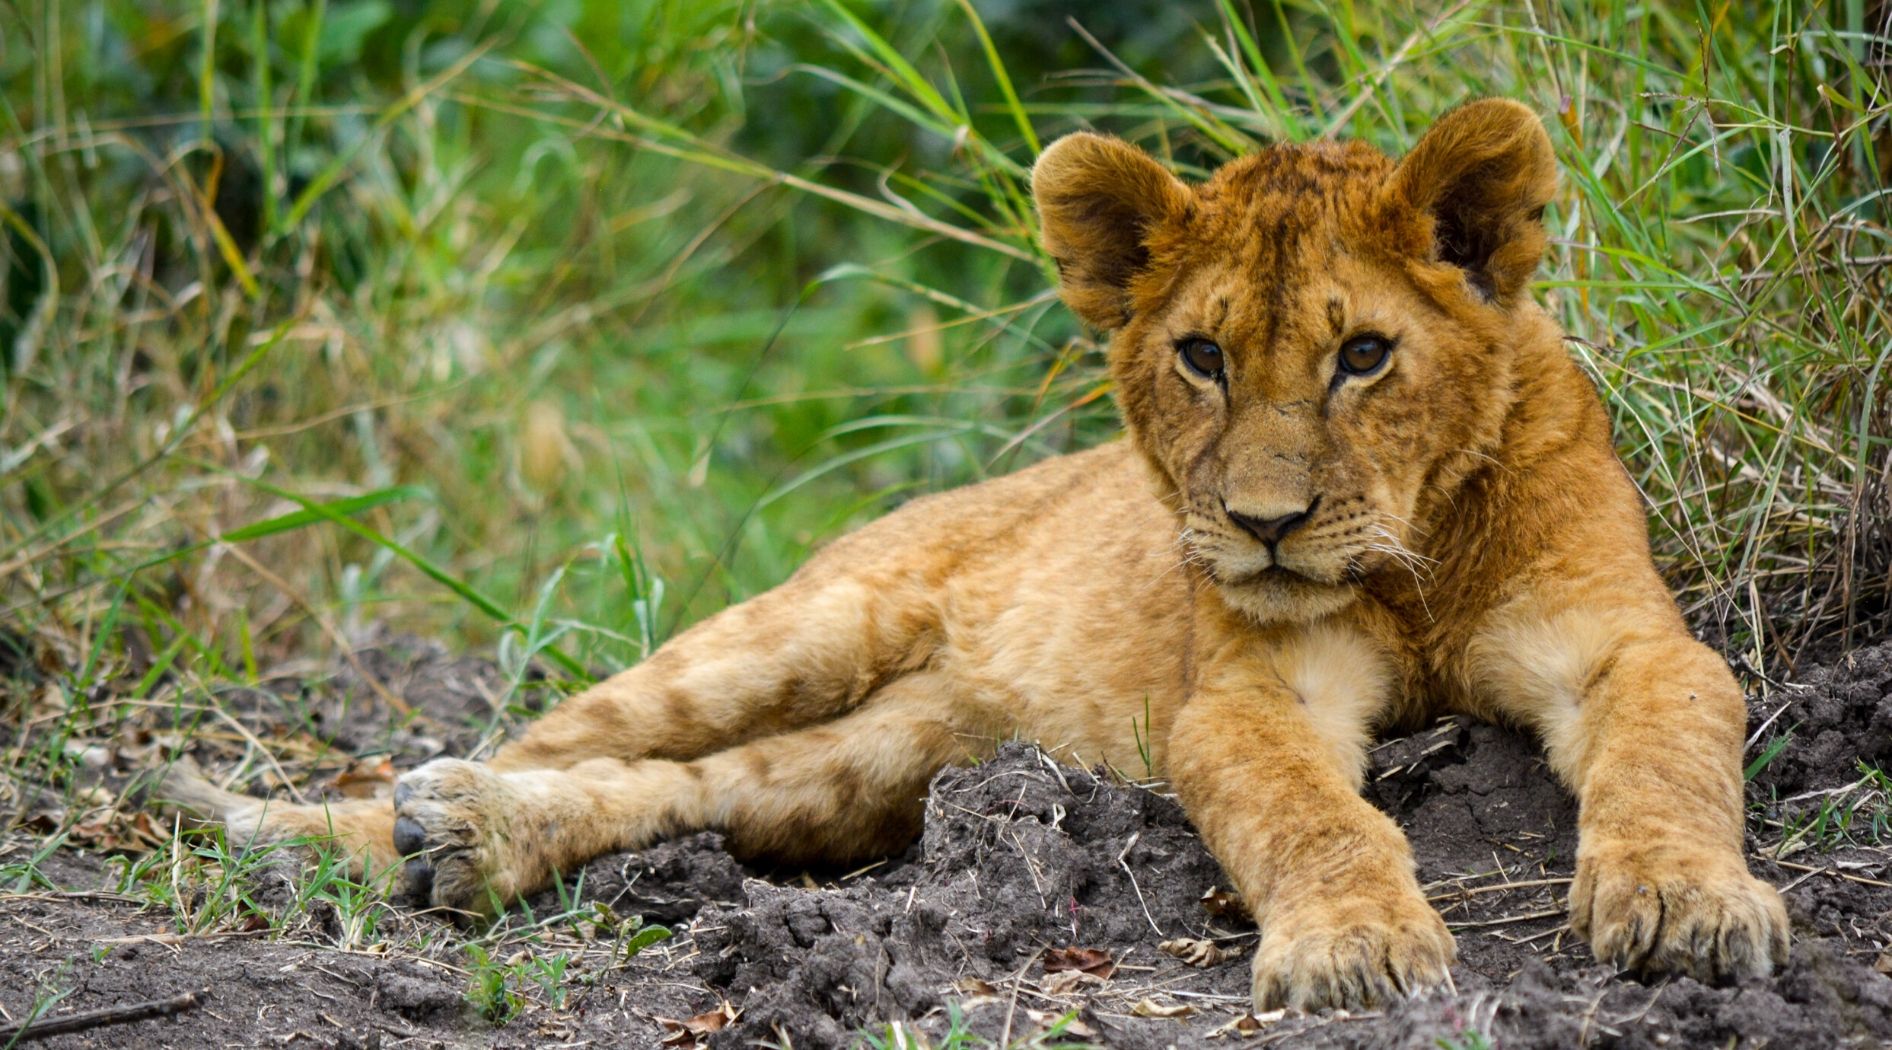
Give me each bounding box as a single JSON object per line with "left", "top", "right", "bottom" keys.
{"left": 1041, "top": 968, "right": 1105, "bottom": 996}
{"left": 66, "top": 809, "right": 164, "bottom": 853}
{"left": 1556, "top": 95, "right": 1583, "bottom": 150}
{"left": 1212, "top": 1011, "right": 1283, "bottom": 1038}
{"left": 1043, "top": 946, "right": 1115, "bottom": 978}
{"left": 1026, "top": 1009, "right": 1096, "bottom": 1038}
{"left": 1159, "top": 937, "right": 1238, "bottom": 968}
{"left": 1875, "top": 951, "right": 1892, "bottom": 976}
{"left": 953, "top": 976, "right": 998, "bottom": 997}
{"left": 1200, "top": 886, "right": 1247, "bottom": 920}
{"left": 658, "top": 1000, "right": 739, "bottom": 1047}
{"left": 332, "top": 756, "right": 395, "bottom": 799}
{"left": 1131, "top": 997, "right": 1195, "bottom": 1019}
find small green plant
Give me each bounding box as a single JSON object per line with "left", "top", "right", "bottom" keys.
{"left": 0, "top": 831, "right": 66, "bottom": 893}
{"left": 463, "top": 943, "right": 524, "bottom": 1025}
{"left": 556, "top": 898, "right": 674, "bottom": 962}
{"left": 1745, "top": 728, "right": 1797, "bottom": 781}
{"left": 136, "top": 826, "right": 284, "bottom": 935}
{"left": 4, "top": 965, "right": 75, "bottom": 1050}
{"left": 612, "top": 910, "right": 675, "bottom": 962}
{"left": 1859, "top": 763, "right": 1892, "bottom": 842}
{"left": 1131, "top": 695, "right": 1155, "bottom": 780}
{"left": 304, "top": 872, "right": 384, "bottom": 950}
{"left": 1437, "top": 1029, "right": 1495, "bottom": 1050}
{"left": 1772, "top": 761, "right": 1892, "bottom": 853}
{"left": 520, "top": 951, "right": 576, "bottom": 1010}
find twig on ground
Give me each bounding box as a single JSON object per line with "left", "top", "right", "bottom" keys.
{"left": 1764, "top": 857, "right": 1892, "bottom": 889}
{"left": 1426, "top": 876, "right": 1573, "bottom": 902}
{"left": 0, "top": 989, "right": 208, "bottom": 1043}
{"left": 1117, "top": 832, "right": 1163, "bottom": 938}
{"left": 997, "top": 947, "right": 1042, "bottom": 1050}
{"left": 1446, "top": 909, "right": 1564, "bottom": 930}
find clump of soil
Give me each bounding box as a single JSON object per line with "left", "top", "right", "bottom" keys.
{"left": 661, "top": 732, "right": 1892, "bottom": 1049}
{"left": 2, "top": 638, "right": 1891, "bottom": 1048}
{"left": 1747, "top": 643, "right": 1892, "bottom": 798}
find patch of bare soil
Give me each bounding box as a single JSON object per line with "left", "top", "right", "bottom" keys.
{"left": 3, "top": 638, "right": 1891, "bottom": 1048}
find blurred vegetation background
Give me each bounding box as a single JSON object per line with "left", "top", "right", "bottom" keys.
{"left": 1, "top": 0, "right": 1887, "bottom": 710}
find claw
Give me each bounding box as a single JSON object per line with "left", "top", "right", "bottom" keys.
{"left": 400, "top": 858, "right": 435, "bottom": 901}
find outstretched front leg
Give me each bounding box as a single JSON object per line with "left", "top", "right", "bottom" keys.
{"left": 149, "top": 758, "right": 403, "bottom": 881}
{"left": 1166, "top": 615, "right": 1454, "bottom": 1012}
{"left": 1470, "top": 587, "right": 1789, "bottom": 982}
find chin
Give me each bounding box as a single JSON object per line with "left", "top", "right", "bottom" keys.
{"left": 1215, "top": 573, "right": 1358, "bottom": 625}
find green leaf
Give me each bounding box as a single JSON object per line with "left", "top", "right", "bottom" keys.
{"left": 622, "top": 923, "right": 672, "bottom": 957}
{"left": 219, "top": 486, "right": 426, "bottom": 542}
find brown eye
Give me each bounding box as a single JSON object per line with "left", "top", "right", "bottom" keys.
{"left": 1338, "top": 334, "right": 1392, "bottom": 377}
{"left": 1178, "top": 338, "right": 1224, "bottom": 380}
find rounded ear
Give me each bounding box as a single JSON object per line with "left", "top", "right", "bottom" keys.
{"left": 1387, "top": 99, "right": 1557, "bottom": 303}
{"left": 1032, "top": 133, "right": 1192, "bottom": 330}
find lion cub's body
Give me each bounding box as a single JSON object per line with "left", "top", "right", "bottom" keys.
{"left": 162, "top": 101, "right": 1789, "bottom": 1013}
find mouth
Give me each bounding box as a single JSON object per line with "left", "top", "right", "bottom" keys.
{"left": 1221, "top": 563, "right": 1315, "bottom": 587}
{"left": 1199, "top": 553, "right": 1361, "bottom": 624}
{"left": 1181, "top": 526, "right": 1358, "bottom": 596}
{"left": 1210, "top": 558, "right": 1351, "bottom": 591}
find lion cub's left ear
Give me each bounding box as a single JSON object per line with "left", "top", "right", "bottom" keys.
{"left": 1033, "top": 133, "right": 1193, "bottom": 330}
{"left": 1387, "top": 99, "right": 1557, "bottom": 303}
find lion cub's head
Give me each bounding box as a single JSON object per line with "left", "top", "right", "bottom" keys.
{"left": 1032, "top": 100, "right": 1558, "bottom": 624}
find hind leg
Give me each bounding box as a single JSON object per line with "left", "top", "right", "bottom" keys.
{"left": 149, "top": 563, "right": 943, "bottom": 883}
{"left": 495, "top": 562, "right": 941, "bottom": 770}
{"left": 394, "top": 670, "right": 1001, "bottom": 914}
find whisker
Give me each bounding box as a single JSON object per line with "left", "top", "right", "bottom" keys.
{"left": 1375, "top": 509, "right": 1436, "bottom": 540}
{"left": 1365, "top": 516, "right": 1437, "bottom": 623}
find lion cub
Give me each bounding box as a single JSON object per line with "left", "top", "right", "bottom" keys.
{"left": 160, "top": 100, "right": 1788, "bottom": 1011}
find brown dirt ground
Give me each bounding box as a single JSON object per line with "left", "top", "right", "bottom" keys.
{"left": 2, "top": 634, "right": 1891, "bottom": 1048}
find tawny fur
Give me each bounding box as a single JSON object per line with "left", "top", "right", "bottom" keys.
{"left": 156, "top": 99, "right": 1788, "bottom": 1012}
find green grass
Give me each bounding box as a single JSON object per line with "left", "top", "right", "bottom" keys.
{"left": 0, "top": 0, "right": 1888, "bottom": 1025}
{"left": 1764, "top": 760, "right": 1892, "bottom": 853}
{"left": 1436, "top": 1029, "right": 1495, "bottom": 1050}
{"left": 854, "top": 1002, "right": 1099, "bottom": 1050}
{"left": 2, "top": 0, "right": 1885, "bottom": 694}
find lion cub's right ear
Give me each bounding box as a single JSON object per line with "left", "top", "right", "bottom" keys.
{"left": 1032, "top": 133, "right": 1192, "bottom": 331}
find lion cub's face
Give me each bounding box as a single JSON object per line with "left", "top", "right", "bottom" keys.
{"left": 1034, "top": 101, "right": 1557, "bottom": 623}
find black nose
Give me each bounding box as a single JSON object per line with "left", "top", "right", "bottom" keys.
{"left": 1225, "top": 496, "right": 1319, "bottom": 547}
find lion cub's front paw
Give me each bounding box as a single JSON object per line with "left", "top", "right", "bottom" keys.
{"left": 392, "top": 759, "right": 540, "bottom": 917}
{"left": 1251, "top": 892, "right": 1456, "bottom": 1012}
{"left": 1570, "top": 842, "right": 1789, "bottom": 982}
